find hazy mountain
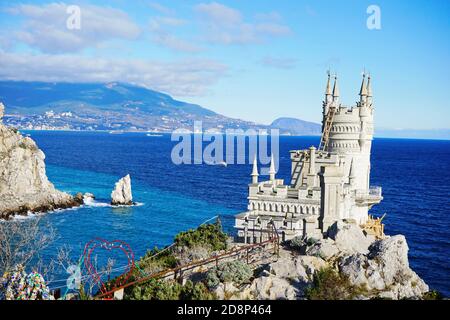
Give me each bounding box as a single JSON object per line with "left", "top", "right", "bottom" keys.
{"left": 0, "top": 81, "right": 259, "bottom": 132}
{"left": 271, "top": 117, "right": 321, "bottom": 136}
{"left": 0, "top": 81, "right": 321, "bottom": 136}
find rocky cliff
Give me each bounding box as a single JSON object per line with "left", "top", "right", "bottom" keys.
{"left": 0, "top": 102, "right": 81, "bottom": 219}
{"left": 213, "top": 220, "right": 430, "bottom": 300}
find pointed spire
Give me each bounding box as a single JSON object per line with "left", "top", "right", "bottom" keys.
{"left": 366, "top": 74, "right": 372, "bottom": 97}
{"left": 359, "top": 73, "right": 367, "bottom": 96}
{"left": 332, "top": 75, "right": 340, "bottom": 100}
{"left": 325, "top": 71, "right": 332, "bottom": 96}
{"left": 269, "top": 154, "right": 276, "bottom": 181}
{"left": 251, "top": 155, "right": 259, "bottom": 184}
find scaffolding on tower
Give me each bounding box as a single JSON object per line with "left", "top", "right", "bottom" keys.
{"left": 318, "top": 106, "right": 336, "bottom": 151}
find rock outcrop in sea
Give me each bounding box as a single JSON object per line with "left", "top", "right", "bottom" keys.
{"left": 0, "top": 102, "right": 82, "bottom": 220}
{"left": 213, "top": 220, "right": 429, "bottom": 300}
{"left": 111, "top": 174, "right": 133, "bottom": 205}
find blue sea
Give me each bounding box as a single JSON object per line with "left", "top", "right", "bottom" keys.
{"left": 18, "top": 131, "right": 450, "bottom": 296}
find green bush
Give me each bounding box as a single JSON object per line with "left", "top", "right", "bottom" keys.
{"left": 206, "top": 260, "right": 253, "bottom": 288}
{"left": 174, "top": 223, "right": 228, "bottom": 251}
{"left": 289, "top": 236, "right": 305, "bottom": 250}
{"left": 125, "top": 279, "right": 215, "bottom": 300}
{"left": 180, "top": 280, "right": 216, "bottom": 300}
{"left": 422, "top": 290, "right": 443, "bottom": 300}
{"left": 305, "top": 267, "right": 368, "bottom": 300}
{"left": 137, "top": 246, "right": 178, "bottom": 274}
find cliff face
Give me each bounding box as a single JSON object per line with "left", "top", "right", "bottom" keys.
{"left": 0, "top": 102, "right": 80, "bottom": 219}
{"left": 213, "top": 221, "right": 430, "bottom": 300}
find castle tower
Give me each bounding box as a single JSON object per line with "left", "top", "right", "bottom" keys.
{"left": 332, "top": 76, "right": 340, "bottom": 105}
{"left": 359, "top": 73, "right": 368, "bottom": 105}
{"left": 322, "top": 72, "right": 333, "bottom": 131}
{"left": 269, "top": 154, "right": 276, "bottom": 182}
{"left": 251, "top": 156, "right": 259, "bottom": 184}
{"left": 235, "top": 72, "right": 382, "bottom": 243}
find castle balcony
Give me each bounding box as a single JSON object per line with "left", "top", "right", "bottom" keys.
{"left": 354, "top": 186, "right": 383, "bottom": 207}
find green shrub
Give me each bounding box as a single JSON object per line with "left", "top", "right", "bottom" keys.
{"left": 289, "top": 236, "right": 305, "bottom": 250}
{"left": 125, "top": 279, "right": 215, "bottom": 300}
{"left": 206, "top": 260, "right": 253, "bottom": 288}
{"left": 305, "top": 267, "right": 368, "bottom": 300}
{"left": 180, "top": 280, "right": 216, "bottom": 300}
{"left": 422, "top": 290, "right": 443, "bottom": 300}
{"left": 174, "top": 223, "right": 228, "bottom": 251}
{"left": 137, "top": 246, "right": 178, "bottom": 274}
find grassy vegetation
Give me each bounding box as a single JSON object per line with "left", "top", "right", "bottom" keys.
{"left": 422, "top": 290, "right": 443, "bottom": 300}
{"left": 305, "top": 267, "right": 368, "bottom": 300}
{"left": 174, "top": 223, "right": 228, "bottom": 251}
{"left": 206, "top": 260, "right": 253, "bottom": 288}
{"left": 125, "top": 279, "right": 216, "bottom": 300}
{"left": 106, "top": 222, "right": 228, "bottom": 300}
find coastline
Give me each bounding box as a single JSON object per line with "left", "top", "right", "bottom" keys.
{"left": 14, "top": 128, "right": 450, "bottom": 141}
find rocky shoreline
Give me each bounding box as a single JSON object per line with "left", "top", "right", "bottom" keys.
{"left": 0, "top": 102, "right": 82, "bottom": 220}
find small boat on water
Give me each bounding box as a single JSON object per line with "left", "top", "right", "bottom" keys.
{"left": 205, "top": 160, "right": 227, "bottom": 167}
{"left": 146, "top": 133, "right": 163, "bottom": 137}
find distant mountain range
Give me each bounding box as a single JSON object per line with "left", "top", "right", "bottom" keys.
{"left": 0, "top": 81, "right": 321, "bottom": 135}
{"left": 270, "top": 117, "right": 321, "bottom": 136}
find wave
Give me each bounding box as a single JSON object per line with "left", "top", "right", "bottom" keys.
{"left": 83, "top": 196, "right": 144, "bottom": 208}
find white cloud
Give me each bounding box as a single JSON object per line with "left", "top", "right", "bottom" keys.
{"left": 196, "top": 2, "right": 242, "bottom": 26}
{"left": 149, "top": 16, "right": 202, "bottom": 52}
{"left": 0, "top": 51, "right": 227, "bottom": 97}
{"left": 195, "top": 2, "right": 291, "bottom": 45}
{"left": 148, "top": 2, "right": 175, "bottom": 16}
{"left": 7, "top": 3, "right": 141, "bottom": 53}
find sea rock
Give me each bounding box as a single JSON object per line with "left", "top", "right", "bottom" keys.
{"left": 84, "top": 193, "right": 95, "bottom": 200}
{"left": 111, "top": 174, "right": 133, "bottom": 205}
{"left": 327, "top": 220, "right": 373, "bottom": 254}
{"left": 0, "top": 102, "right": 4, "bottom": 119}
{"left": 0, "top": 103, "right": 81, "bottom": 219}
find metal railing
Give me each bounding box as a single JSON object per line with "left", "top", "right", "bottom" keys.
{"left": 355, "top": 186, "right": 382, "bottom": 200}
{"left": 95, "top": 222, "right": 280, "bottom": 299}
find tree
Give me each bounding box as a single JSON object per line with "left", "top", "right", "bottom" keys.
{"left": 0, "top": 217, "right": 56, "bottom": 275}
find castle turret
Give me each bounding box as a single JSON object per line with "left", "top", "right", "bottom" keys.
{"left": 269, "top": 154, "right": 276, "bottom": 182}
{"left": 359, "top": 74, "right": 367, "bottom": 105}
{"left": 251, "top": 155, "right": 259, "bottom": 184}
{"left": 325, "top": 71, "right": 333, "bottom": 104}
{"left": 332, "top": 76, "right": 340, "bottom": 104}
{"left": 366, "top": 74, "right": 373, "bottom": 106}
{"left": 322, "top": 72, "right": 333, "bottom": 131}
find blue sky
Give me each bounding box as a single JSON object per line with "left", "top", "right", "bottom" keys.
{"left": 0, "top": 0, "right": 449, "bottom": 129}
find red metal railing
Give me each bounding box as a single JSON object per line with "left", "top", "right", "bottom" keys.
{"left": 95, "top": 222, "right": 280, "bottom": 299}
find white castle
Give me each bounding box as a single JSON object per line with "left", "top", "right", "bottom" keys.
{"left": 235, "top": 73, "right": 383, "bottom": 243}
